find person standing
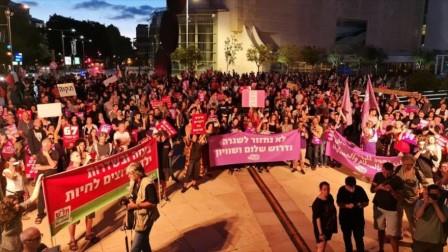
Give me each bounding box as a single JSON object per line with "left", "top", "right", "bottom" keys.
{"left": 310, "top": 117, "right": 323, "bottom": 169}
{"left": 336, "top": 176, "right": 369, "bottom": 252}
{"left": 312, "top": 181, "right": 337, "bottom": 252}
{"left": 66, "top": 151, "right": 96, "bottom": 251}
{"left": 395, "top": 154, "right": 425, "bottom": 238}
{"left": 370, "top": 162, "right": 404, "bottom": 252}
{"left": 181, "top": 134, "right": 206, "bottom": 193}
{"left": 413, "top": 184, "right": 448, "bottom": 252}
{"left": 126, "top": 163, "right": 159, "bottom": 252}
{"left": 34, "top": 138, "right": 58, "bottom": 224}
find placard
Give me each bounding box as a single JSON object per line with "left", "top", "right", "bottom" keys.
{"left": 287, "top": 82, "right": 298, "bottom": 90}
{"left": 156, "top": 119, "right": 177, "bottom": 137}
{"left": 57, "top": 83, "right": 76, "bottom": 97}
{"left": 103, "top": 75, "right": 118, "bottom": 87}
{"left": 37, "top": 103, "right": 62, "bottom": 118}
{"left": 242, "top": 90, "right": 266, "bottom": 108}
{"left": 191, "top": 113, "right": 207, "bottom": 135}
{"left": 151, "top": 100, "right": 162, "bottom": 108}
{"left": 162, "top": 96, "right": 172, "bottom": 108}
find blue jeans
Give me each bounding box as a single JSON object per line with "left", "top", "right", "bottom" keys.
{"left": 131, "top": 222, "right": 154, "bottom": 252}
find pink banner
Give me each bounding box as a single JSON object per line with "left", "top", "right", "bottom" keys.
{"left": 326, "top": 131, "right": 401, "bottom": 178}
{"left": 208, "top": 131, "right": 300, "bottom": 166}
{"left": 156, "top": 119, "right": 177, "bottom": 137}
{"left": 242, "top": 90, "right": 265, "bottom": 108}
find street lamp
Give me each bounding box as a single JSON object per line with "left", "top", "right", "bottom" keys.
{"left": 4, "top": 8, "right": 13, "bottom": 70}
{"left": 48, "top": 28, "right": 76, "bottom": 64}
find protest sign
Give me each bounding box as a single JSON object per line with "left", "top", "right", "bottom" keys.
{"left": 37, "top": 103, "right": 62, "bottom": 118}
{"left": 287, "top": 82, "right": 298, "bottom": 90}
{"left": 57, "top": 83, "right": 77, "bottom": 97}
{"left": 43, "top": 138, "right": 158, "bottom": 236}
{"left": 63, "top": 125, "right": 79, "bottom": 149}
{"left": 208, "top": 131, "right": 300, "bottom": 166}
{"left": 156, "top": 119, "right": 177, "bottom": 137}
{"left": 151, "top": 100, "right": 162, "bottom": 108}
{"left": 103, "top": 75, "right": 118, "bottom": 87}
{"left": 191, "top": 113, "right": 207, "bottom": 135}
{"left": 325, "top": 130, "right": 401, "bottom": 179}
{"left": 281, "top": 88, "right": 290, "bottom": 98}
{"left": 242, "top": 90, "right": 266, "bottom": 108}
{"left": 162, "top": 96, "right": 172, "bottom": 108}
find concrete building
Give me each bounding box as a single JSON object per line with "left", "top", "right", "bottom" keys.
{"left": 148, "top": 0, "right": 428, "bottom": 73}
{"left": 135, "top": 24, "right": 151, "bottom": 65}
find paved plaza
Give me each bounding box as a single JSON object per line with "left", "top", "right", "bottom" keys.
{"left": 21, "top": 165, "right": 435, "bottom": 252}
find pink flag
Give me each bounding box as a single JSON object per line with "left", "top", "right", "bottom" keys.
{"left": 361, "top": 76, "right": 380, "bottom": 127}
{"left": 341, "top": 78, "right": 353, "bottom": 126}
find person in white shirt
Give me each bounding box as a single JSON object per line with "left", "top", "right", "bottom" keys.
{"left": 113, "top": 122, "right": 131, "bottom": 151}
{"left": 2, "top": 156, "right": 27, "bottom": 203}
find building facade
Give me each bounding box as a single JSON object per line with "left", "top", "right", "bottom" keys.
{"left": 148, "top": 0, "right": 428, "bottom": 73}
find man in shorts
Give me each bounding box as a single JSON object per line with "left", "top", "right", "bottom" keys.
{"left": 370, "top": 162, "right": 404, "bottom": 252}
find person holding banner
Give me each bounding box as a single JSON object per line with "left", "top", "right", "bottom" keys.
{"left": 125, "top": 162, "right": 159, "bottom": 252}
{"left": 181, "top": 134, "right": 207, "bottom": 193}
{"left": 156, "top": 131, "right": 172, "bottom": 200}
{"left": 34, "top": 138, "right": 59, "bottom": 224}
{"left": 361, "top": 120, "right": 379, "bottom": 155}
{"left": 310, "top": 117, "right": 324, "bottom": 169}
{"left": 66, "top": 151, "right": 96, "bottom": 251}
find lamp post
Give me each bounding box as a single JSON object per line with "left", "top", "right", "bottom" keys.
{"left": 186, "top": 0, "right": 189, "bottom": 48}
{"left": 4, "top": 8, "right": 13, "bottom": 70}
{"left": 48, "top": 28, "right": 76, "bottom": 65}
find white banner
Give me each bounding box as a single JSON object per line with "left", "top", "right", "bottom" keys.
{"left": 103, "top": 75, "right": 118, "bottom": 87}
{"left": 37, "top": 103, "right": 62, "bottom": 118}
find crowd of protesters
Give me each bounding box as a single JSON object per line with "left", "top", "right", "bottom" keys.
{"left": 0, "top": 69, "right": 446, "bottom": 251}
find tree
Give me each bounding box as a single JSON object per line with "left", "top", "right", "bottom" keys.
{"left": 246, "top": 45, "right": 273, "bottom": 72}
{"left": 300, "top": 46, "right": 322, "bottom": 67}
{"left": 0, "top": 7, "right": 50, "bottom": 69}
{"left": 326, "top": 52, "right": 343, "bottom": 68}
{"left": 276, "top": 45, "right": 300, "bottom": 72}
{"left": 224, "top": 31, "right": 243, "bottom": 71}
{"left": 413, "top": 49, "right": 435, "bottom": 70}
{"left": 171, "top": 45, "right": 202, "bottom": 71}
{"left": 46, "top": 15, "right": 133, "bottom": 66}
{"left": 357, "top": 46, "right": 387, "bottom": 66}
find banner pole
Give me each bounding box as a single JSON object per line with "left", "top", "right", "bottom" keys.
{"left": 157, "top": 168, "right": 162, "bottom": 202}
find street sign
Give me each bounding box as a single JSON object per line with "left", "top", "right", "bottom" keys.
{"left": 64, "top": 56, "right": 72, "bottom": 66}
{"left": 14, "top": 53, "right": 23, "bottom": 64}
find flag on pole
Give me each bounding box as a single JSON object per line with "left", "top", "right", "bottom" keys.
{"left": 341, "top": 78, "right": 353, "bottom": 126}
{"left": 361, "top": 76, "right": 380, "bottom": 128}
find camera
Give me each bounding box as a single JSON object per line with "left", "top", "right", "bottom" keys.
{"left": 119, "top": 196, "right": 131, "bottom": 206}
{"left": 429, "top": 193, "right": 439, "bottom": 201}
